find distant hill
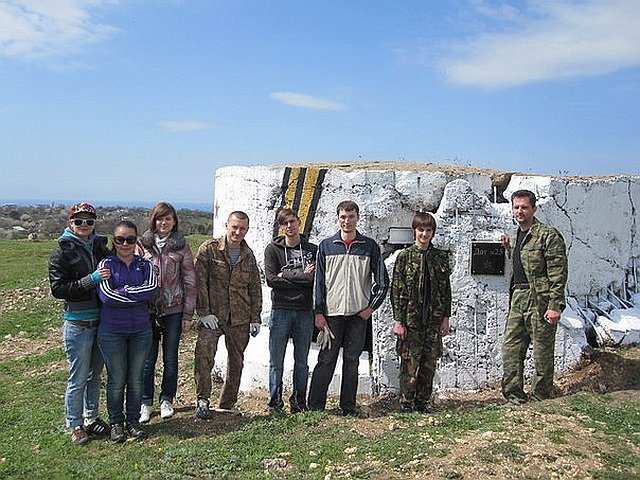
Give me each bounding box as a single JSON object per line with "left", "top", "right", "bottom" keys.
{"left": 0, "top": 204, "right": 213, "bottom": 239}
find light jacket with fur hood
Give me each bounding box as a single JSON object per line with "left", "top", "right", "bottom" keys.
{"left": 138, "top": 230, "right": 197, "bottom": 321}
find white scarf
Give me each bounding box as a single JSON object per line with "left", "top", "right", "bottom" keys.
{"left": 155, "top": 234, "right": 168, "bottom": 251}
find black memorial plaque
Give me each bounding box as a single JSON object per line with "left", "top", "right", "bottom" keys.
{"left": 471, "top": 241, "right": 505, "bottom": 275}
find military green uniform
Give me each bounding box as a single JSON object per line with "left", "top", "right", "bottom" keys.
{"left": 391, "top": 244, "right": 451, "bottom": 408}
{"left": 193, "top": 235, "right": 262, "bottom": 409}
{"left": 502, "top": 217, "right": 568, "bottom": 401}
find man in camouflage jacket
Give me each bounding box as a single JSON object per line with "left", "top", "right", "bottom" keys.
{"left": 501, "top": 190, "right": 568, "bottom": 402}
{"left": 193, "top": 211, "right": 262, "bottom": 417}
{"left": 391, "top": 212, "right": 451, "bottom": 413}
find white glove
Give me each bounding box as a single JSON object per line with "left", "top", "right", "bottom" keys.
{"left": 250, "top": 323, "right": 261, "bottom": 337}
{"left": 316, "top": 326, "right": 335, "bottom": 350}
{"left": 200, "top": 314, "right": 219, "bottom": 330}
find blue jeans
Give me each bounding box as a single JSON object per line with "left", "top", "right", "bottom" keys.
{"left": 62, "top": 322, "right": 104, "bottom": 429}
{"left": 98, "top": 329, "right": 152, "bottom": 424}
{"left": 142, "top": 313, "right": 182, "bottom": 406}
{"left": 268, "top": 308, "right": 313, "bottom": 410}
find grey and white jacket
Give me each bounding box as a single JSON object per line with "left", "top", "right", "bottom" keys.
{"left": 314, "top": 230, "right": 389, "bottom": 317}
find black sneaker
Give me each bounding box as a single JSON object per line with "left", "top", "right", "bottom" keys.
{"left": 400, "top": 404, "right": 413, "bottom": 413}
{"left": 195, "top": 399, "right": 213, "bottom": 419}
{"left": 290, "top": 404, "right": 309, "bottom": 414}
{"left": 505, "top": 394, "right": 528, "bottom": 405}
{"left": 110, "top": 423, "right": 126, "bottom": 443}
{"left": 341, "top": 408, "right": 361, "bottom": 418}
{"left": 414, "top": 404, "right": 432, "bottom": 414}
{"left": 85, "top": 417, "right": 110, "bottom": 436}
{"left": 126, "top": 422, "right": 145, "bottom": 439}
{"left": 267, "top": 405, "right": 284, "bottom": 415}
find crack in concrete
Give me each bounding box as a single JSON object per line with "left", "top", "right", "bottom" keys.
{"left": 573, "top": 235, "right": 626, "bottom": 271}
{"left": 627, "top": 179, "right": 638, "bottom": 295}
{"left": 628, "top": 179, "right": 637, "bottom": 256}
{"left": 550, "top": 181, "right": 575, "bottom": 251}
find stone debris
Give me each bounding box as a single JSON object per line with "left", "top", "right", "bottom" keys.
{"left": 343, "top": 446, "right": 357, "bottom": 456}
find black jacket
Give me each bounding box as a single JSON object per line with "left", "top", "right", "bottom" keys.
{"left": 264, "top": 234, "right": 317, "bottom": 310}
{"left": 49, "top": 231, "right": 110, "bottom": 314}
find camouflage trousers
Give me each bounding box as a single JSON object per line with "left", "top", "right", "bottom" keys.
{"left": 194, "top": 322, "right": 250, "bottom": 409}
{"left": 397, "top": 322, "right": 442, "bottom": 407}
{"left": 502, "top": 288, "right": 557, "bottom": 401}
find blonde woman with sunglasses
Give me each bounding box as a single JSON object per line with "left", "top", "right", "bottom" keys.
{"left": 97, "top": 220, "right": 158, "bottom": 443}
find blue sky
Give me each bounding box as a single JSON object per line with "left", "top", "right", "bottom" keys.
{"left": 1, "top": 0, "right": 639, "bottom": 205}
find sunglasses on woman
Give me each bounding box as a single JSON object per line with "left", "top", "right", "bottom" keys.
{"left": 71, "top": 218, "right": 95, "bottom": 226}
{"left": 113, "top": 235, "right": 137, "bottom": 245}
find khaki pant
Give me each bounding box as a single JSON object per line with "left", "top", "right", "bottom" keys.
{"left": 502, "top": 288, "right": 557, "bottom": 400}
{"left": 194, "top": 323, "right": 250, "bottom": 409}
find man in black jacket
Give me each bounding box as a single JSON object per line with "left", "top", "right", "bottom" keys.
{"left": 264, "top": 208, "right": 318, "bottom": 413}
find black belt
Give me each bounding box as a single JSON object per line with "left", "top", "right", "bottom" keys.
{"left": 512, "top": 283, "right": 530, "bottom": 290}
{"left": 66, "top": 320, "right": 100, "bottom": 327}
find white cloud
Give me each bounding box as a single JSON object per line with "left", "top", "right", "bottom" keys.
{"left": 440, "top": 0, "right": 640, "bottom": 88}
{"left": 0, "top": 1, "right": 118, "bottom": 60}
{"left": 469, "top": 0, "right": 523, "bottom": 22}
{"left": 270, "top": 92, "right": 347, "bottom": 111}
{"left": 158, "top": 121, "right": 212, "bottom": 133}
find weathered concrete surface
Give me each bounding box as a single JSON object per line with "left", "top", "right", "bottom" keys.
{"left": 207, "top": 163, "right": 639, "bottom": 396}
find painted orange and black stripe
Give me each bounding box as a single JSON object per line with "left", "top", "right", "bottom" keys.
{"left": 273, "top": 166, "right": 327, "bottom": 237}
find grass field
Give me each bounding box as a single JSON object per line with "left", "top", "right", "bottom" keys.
{"left": 0, "top": 238, "right": 638, "bottom": 479}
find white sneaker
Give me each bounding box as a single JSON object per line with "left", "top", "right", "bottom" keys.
{"left": 139, "top": 404, "right": 154, "bottom": 424}
{"left": 160, "top": 400, "right": 174, "bottom": 419}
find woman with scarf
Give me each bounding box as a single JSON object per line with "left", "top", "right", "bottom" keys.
{"left": 138, "top": 202, "right": 196, "bottom": 423}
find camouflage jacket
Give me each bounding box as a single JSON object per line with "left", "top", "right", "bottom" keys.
{"left": 195, "top": 235, "right": 262, "bottom": 326}
{"left": 391, "top": 244, "right": 452, "bottom": 328}
{"left": 508, "top": 217, "right": 568, "bottom": 312}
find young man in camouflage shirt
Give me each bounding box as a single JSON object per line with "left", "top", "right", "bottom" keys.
{"left": 391, "top": 212, "right": 451, "bottom": 413}
{"left": 500, "top": 190, "right": 568, "bottom": 402}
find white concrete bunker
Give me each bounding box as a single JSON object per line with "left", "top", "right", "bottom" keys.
{"left": 207, "top": 163, "right": 640, "bottom": 398}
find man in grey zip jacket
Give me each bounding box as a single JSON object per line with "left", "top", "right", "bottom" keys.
{"left": 308, "top": 200, "right": 389, "bottom": 415}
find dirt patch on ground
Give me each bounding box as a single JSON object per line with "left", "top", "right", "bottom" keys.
{"left": 1, "top": 285, "right": 51, "bottom": 313}
{"left": 0, "top": 285, "right": 52, "bottom": 313}
{"left": 0, "top": 283, "right": 60, "bottom": 362}
{"left": 0, "top": 327, "right": 60, "bottom": 362}
{"left": 386, "top": 392, "right": 638, "bottom": 480}
{"left": 555, "top": 347, "right": 640, "bottom": 395}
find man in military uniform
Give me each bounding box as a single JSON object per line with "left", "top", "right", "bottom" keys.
{"left": 501, "top": 190, "right": 568, "bottom": 402}
{"left": 193, "top": 211, "right": 263, "bottom": 418}
{"left": 391, "top": 212, "right": 451, "bottom": 413}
